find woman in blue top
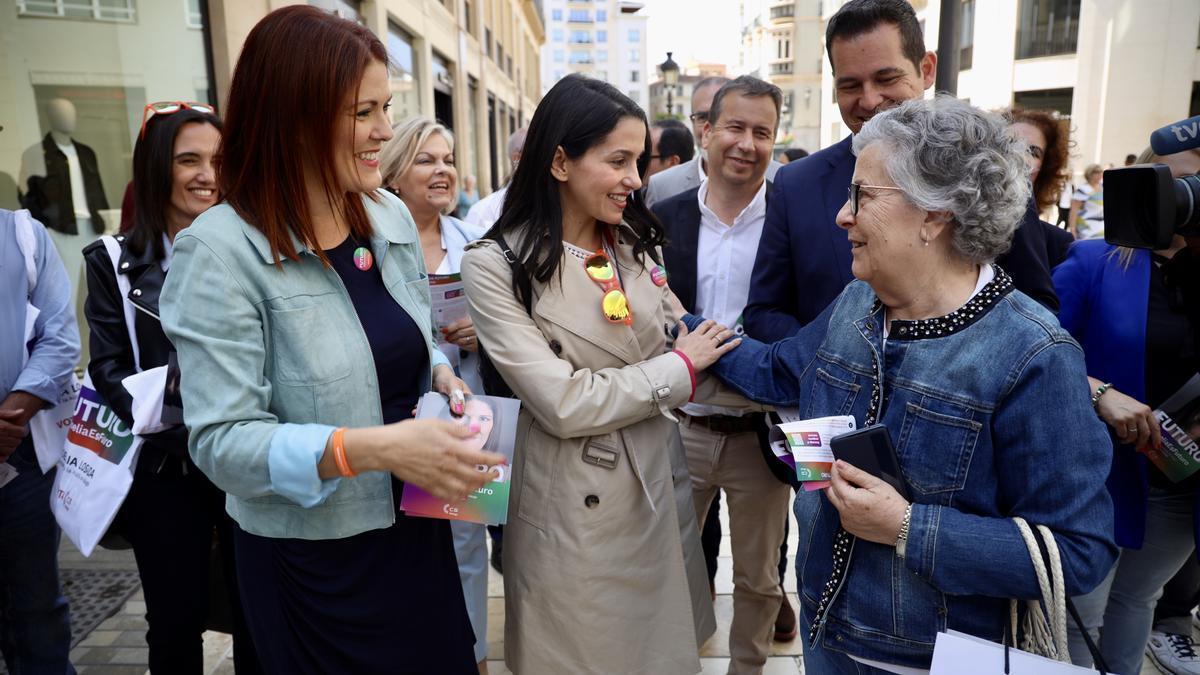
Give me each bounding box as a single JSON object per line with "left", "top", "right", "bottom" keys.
{"left": 159, "top": 7, "right": 504, "bottom": 673}
{"left": 1056, "top": 145, "right": 1200, "bottom": 675}
{"left": 380, "top": 116, "right": 492, "bottom": 673}
{"left": 683, "top": 97, "right": 1115, "bottom": 672}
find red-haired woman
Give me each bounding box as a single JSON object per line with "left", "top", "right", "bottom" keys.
{"left": 159, "top": 7, "right": 504, "bottom": 673}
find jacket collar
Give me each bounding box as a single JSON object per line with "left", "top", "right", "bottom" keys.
{"left": 111, "top": 234, "right": 167, "bottom": 318}
{"left": 240, "top": 190, "right": 417, "bottom": 265}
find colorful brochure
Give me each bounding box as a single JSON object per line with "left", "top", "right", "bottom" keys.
{"left": 399, "top": 392, "right": 521, "bottom": 525}
{"left": 767, "top": 414, "right": 857, "bottom": 491}
{"left": 429, "top": 273, "right": 469, "bottom": 347}
{"left": 1140, "top": 373, "right": 1200, "bottom": 483}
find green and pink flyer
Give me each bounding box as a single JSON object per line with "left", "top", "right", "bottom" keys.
{"left": 400, "top": 392, "right": 521, "bottom": 525}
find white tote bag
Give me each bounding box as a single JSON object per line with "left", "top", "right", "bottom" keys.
{"left": 15, "top": 209, "right": 81, "bottom": 473}
{"left": 51, "top": 371, "right": 144, "bottom": 556}
{"left": 931, "top": 518, "right": 1112, "bottom": 674}
{"left": 49, "top": 235, "right": 147, "bottom": 556}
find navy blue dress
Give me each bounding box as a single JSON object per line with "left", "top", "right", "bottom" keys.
{"left": 234, "top": 234, "right": 477, "bottom": 674}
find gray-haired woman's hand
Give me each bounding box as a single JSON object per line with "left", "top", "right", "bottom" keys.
{"left": 674, "top": 319, "right": 742, "bottom": 371}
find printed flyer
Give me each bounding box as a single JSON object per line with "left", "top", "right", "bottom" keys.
{"left": 429, "top": 273, "right": 469, "bottom": 347}
{"left": 1141, "top": 373, "right": 1200, "bottom": 483}
{"left": 399, "top": 392, "right": 520, "bottom": 525}
{"left": 767, "top": 414, "right": 857, "bottom": 491}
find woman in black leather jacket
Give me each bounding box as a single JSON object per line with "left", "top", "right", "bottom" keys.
{"left": 82, "top": 105, "right": 259, "bottom": 674}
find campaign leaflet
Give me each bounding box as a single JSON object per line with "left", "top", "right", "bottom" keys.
{"left": 430, "top": 273, "right": 470, "bottom": 370}
{"left": 1140, "top": 373, "right": 1200, "bottom": 483}
{"left": 767, "top": 414, "right": 857, "bottom": 491}
{"left": 399, "top": 392, "right": 520, "bottom": 526}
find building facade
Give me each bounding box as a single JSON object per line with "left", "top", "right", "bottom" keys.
{"left": 738, "top": 0, "right": 823, "bottom": 152}
{"left": 647, "top": 64, "right": 729, "bottom": 121}
{"left": 539, "top": 0, "right": 648, "bottom": 106}
{"left": 1, "top": 0, "right": 541, "bottom": 361}
{"left": 816, "top": 0, "right": 1200, "bottom": 174}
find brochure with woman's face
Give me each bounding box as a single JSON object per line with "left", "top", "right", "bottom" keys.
{"left": 399, "top": 392, "right": 521, "bottom": 525}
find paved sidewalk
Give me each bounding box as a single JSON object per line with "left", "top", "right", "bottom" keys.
{"left": 58, "top": 502, "right": 1162, "bottom": 674}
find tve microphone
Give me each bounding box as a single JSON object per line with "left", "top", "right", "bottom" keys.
{"left": 1150, "top": 115, "right": 1200, "bottom": 156}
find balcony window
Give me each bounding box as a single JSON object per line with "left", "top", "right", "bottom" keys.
{"left": 17, "top": 0, "right": 135, "bottom": 22}
{"left": 570, "top": 30, "right": 592, "bottom": 43}
{"left": 770, "top": 62, "right": 794, "bottom": 75}
{"left": 568, "top": 9, "right": 591, "bottom": 22}
{"left": 569, "top": 51, "right": 594, "bottom": 64}
{"left": 1016, "top": 0, "right": 1080, "bottom": 59}
{"left": 770, "top": 4, "right": 795, "bottom": 20}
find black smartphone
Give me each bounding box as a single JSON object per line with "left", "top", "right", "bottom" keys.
{"left": 829, "top": 425, "right": 910, "bottom": 500}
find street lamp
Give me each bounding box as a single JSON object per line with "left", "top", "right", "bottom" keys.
{"left": 660, "top": 51, "right": 679, "bottom": 118}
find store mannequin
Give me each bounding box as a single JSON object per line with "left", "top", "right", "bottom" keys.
{"left": 18, "top": 98, "right": 108, "bottom": 235}
{"left": 18, "top": 98, "right": 108, "bottom": 347}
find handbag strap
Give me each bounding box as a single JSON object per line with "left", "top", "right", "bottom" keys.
{"left": 13, "top": 209, "right": 38, "bottom": 293}
{"left": 1009, "top": 516, "right": 1110, "bottom": 673}
{"left": 100, "top": 235, "right": 142, "bottom": 373}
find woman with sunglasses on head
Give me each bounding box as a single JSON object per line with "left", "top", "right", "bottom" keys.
{"left": 82, "top": 102, "right": 261, "bottom": 673}
{"left": 158, "top": 7, "right": 503, "bottom": 673}
{"left": 460, "top": 73, "right": 748, "bottom": 674}
{"left": 379, "top": 116, "right": 491, "bottom": 674}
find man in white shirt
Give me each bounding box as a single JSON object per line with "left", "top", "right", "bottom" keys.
{"left": 653, "top": 76, "right": 791, "bottom": 675}
{"left": 464, "top": 126, "right": 527, "bottom": 231}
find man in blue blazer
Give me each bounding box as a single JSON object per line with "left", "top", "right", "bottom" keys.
{"left": 743, "top": 0, "right": 1058, "bottom": 343}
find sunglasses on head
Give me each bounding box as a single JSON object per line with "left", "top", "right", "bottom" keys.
{"left": 584, "top": 250, "right": 632, "bottom": 325}
{"left": 139, "top": 101, "right": 216, "bottom": 140}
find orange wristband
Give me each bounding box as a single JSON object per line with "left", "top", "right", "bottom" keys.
{"left": 331, "top": 427, "right": 356, "bottom": 478}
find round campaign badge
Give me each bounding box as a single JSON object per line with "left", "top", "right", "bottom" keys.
{"left": 650, "top": 264, "right": 668, "bottom": 287}
{"left": 353, "top": 247, "right": 374, "bottom": 272}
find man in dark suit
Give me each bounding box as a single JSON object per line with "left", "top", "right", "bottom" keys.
{"left": 654, "top": 76, "right": 796, "bottom": 673}
{"left": 744, "top": 0, "right": 1058, "bottom": 344}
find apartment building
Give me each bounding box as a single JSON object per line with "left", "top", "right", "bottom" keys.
{"left": 539, "top": 0, "right": 649, "bottom": 107}
{"left": 815, "top": 0, "right": 1200, "bottom": 171}
{"left": 739, "top": 0, "right": 823, "bottom": 152}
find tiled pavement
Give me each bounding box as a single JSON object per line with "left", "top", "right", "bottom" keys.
{"left": 61, "top": 500, "right": 1160, "bottom": 675}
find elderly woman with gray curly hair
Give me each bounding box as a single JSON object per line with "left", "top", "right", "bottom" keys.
{"left": 675, "top": 96, "right": 1117, "bottom": 673}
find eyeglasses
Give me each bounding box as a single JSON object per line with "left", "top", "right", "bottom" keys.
{"left": 583, "top": 250, "right": 632, "bottom": 325}
{"left": 847, "top": 183, "right": 906, "bottom": 216}
{"left": 688, "top": 111, "right": 709, "bottom": 123}
{"left": 139, "top": 101, "right": 216, "bottom": 140}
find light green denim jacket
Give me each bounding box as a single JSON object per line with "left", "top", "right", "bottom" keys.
{"left": 160, "top": 190, "right": 450, "bottom": 540}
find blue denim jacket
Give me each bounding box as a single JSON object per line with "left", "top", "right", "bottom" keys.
{"left": 687, "top": 272, "right": 1115, "bottom": 668}
{"left": 160, "top": 191, "right": 449, "bottom": 540}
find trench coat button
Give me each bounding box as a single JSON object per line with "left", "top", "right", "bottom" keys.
{"left": 584, "top": 494, "right": 599, "bottom": 508}
{"left": 131, "top": 288, "right": 142, "bottom": 297}
{"left": 549, "top": 339, "right": 563, "bottom": 355}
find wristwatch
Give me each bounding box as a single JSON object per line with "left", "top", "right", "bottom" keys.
{"left": 895, "top": 504, "right": 913, "bottom": 558}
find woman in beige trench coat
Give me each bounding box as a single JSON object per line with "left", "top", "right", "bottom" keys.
{"left": 460, "top": 75, "right": 749, "bottom": 674}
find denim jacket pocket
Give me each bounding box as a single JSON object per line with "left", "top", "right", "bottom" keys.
{"left": 267, "top": 300, "right": 353, "bottom": 385}
{"left": 803, "top": 365, "right": 861, "bottom": 419}
{"left": 896, "top": 401, "right": 982, "bottom": 495}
